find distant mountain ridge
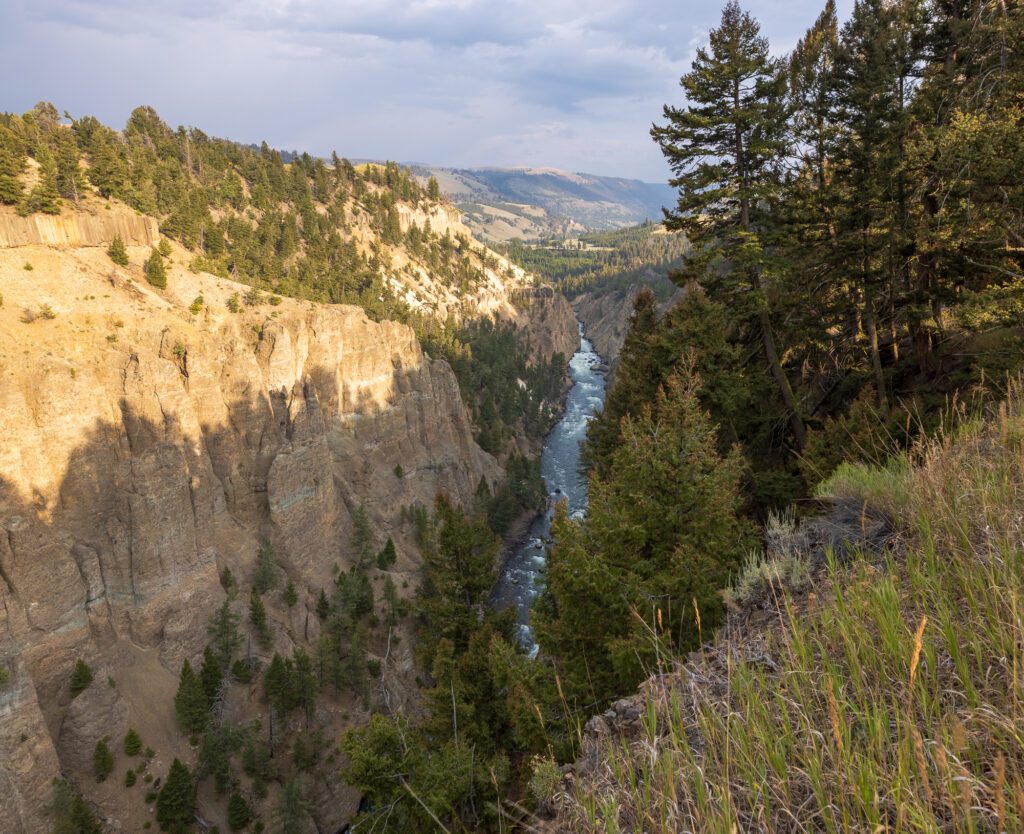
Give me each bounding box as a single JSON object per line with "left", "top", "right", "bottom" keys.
{"left": 407, "top": 164, "right": 676, "bottom": 242}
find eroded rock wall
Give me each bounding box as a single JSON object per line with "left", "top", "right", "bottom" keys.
{"left": 0, "top": 241, "right": 500, "bottom": 832}
{"left": 0, "top": 212, "right": 159, "bottom": 248}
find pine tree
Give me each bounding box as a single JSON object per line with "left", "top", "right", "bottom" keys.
{"left": 227, "top": 790, "right": 250, "bottom": 830}
{"left": 264, "top": 652, "right": 292, "bottom": 716}
{"left": 273, "top": 776, "right": 311, "bottom": 834}
{"left": 155, "top": 758, "right": 194, "bottom": 831}
{"left": 107, "top": 234, "right": 129, "bottom": 267}
{"left": 581, "top": 288, "right": 662, "bottom": 477}
{"left": 124, "top": 728, "right": 142, "bottom": 756}
{"left": 70, "top": 659, "right": 93, "bottom": 697}
{"left": 253, "top": 538, "right": 278, "bottom": 594}
{"left": 651, "top": 0, "right": 805, "bottom": 449}
{"left": 26, "top": 144, "right": 61, "bottom": 214}
{"left": 199, "top": 645, "right": 225, "bottom": 703}
{"left": 349, "top": 502, "right": 375, "bottom": 569}
{"left": 417, "top": 493, "right": 501, "bottom": 660}
{"left": 427, "top": 175, "right": 441, "bottom": 201}
{"left": 536, "top": 357, "right": 751, "bottom": 704}
{"left": 92, "top": 739, "right": 114, "bottom": 782}
{"left": 207, "top": 599, "right": 242, "bottom": 669}
{"left": 174, "top": 659, "right": 209, "bottom": 733}
{"left": 376, "top": 537, "right": 397, "bottom": 570}
{"left": 284, "top": 578, "right": 298, "bottom": 607}
{"left": 144, "top": 248, "right": 167, "bottom": 289}
{"left": 249, "top": 586, "right": 272, "bottom": 648}
{"left": 316, "top": 588, "right": 330, "bottom": 620}
{"left": 52, "top": 779, "right": 103, "bottom": 834}
{"left": 0, "top": 126, "right": 26, "bottom": 205}
{"left": 383, "top": 575, "right": 402, "bottom": 627}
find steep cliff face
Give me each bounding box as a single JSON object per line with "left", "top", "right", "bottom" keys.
{"left": 0, "top": 239, "right": 501, "bottom": 832}
{"left": 573, "top": 285, "right": 683, "bottom": 378}
{"left": 0, "top": 211, "right": 159, "bottom": 248}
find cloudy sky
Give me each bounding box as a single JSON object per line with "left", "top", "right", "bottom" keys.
{"left": 2, "top": 0, "right": 853, "bottom": 181}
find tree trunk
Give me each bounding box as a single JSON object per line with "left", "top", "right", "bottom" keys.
{"left": 757, "top": 306, "right": 806, "bottom": 451}
{"left": 862, "top": 292, "right": 889, "bottom": 417}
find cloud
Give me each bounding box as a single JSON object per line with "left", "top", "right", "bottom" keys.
{"left": 2, "top": 0, "right": 855, "bottom": 180}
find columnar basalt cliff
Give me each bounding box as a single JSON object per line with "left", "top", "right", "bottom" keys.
{"left": 0, "top": 239, "right": 503, "bottom": 832}
{"left": 0, "top": 212, "right": 159, "bottom": 248}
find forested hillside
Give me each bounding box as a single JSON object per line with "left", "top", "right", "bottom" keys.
{"left": 0, "top": 103, "right": 573, "bottom": 508}
{"left": 532, "top": 0, "right": 1024, "bottom": 827}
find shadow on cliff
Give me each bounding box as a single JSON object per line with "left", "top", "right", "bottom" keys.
{"left": 0, "top": 351, "right": 492, "bottom": 721}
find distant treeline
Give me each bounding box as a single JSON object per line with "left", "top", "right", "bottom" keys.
{"left": 495, "top": 220, "right": 686, "bottom": 300}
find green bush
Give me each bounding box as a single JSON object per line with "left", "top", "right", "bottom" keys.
{"left": 125, "top": 769, "right": 137, "bottom": 788}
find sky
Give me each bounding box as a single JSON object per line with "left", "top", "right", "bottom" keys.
{"left": 1, "top": 0, "right": 853, "bottom": 182}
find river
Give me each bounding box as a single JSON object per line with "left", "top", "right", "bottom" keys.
{"left": 491, "top": 319, "right": 607, "bottom": 654}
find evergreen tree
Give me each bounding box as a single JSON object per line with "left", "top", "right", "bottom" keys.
{"left": 284, "top": 578, "right": 298, "bottom": 607}
{"left": 52, "top": 779, "right": 103, "bottom": 834}
{"left": 227, "top": 790, "right": 250, "bottom": 831}
{"left": 52, "top": 128, "right": 84, "bottom": 203}
{"left": 651, "top": 0, "right": 805, "bottom": 449}
{"left": 0, "top": 126, "right": 26, "bottom": 205}
{"left": 144, "top": 248, "right": 167, "bottom": 289}
{"left": 349, "top": 502, "right": 375, "bottom": 569}
{"left": 316, "top": 588, "right": 329, "bottom": 620}
{"left": 200, "top": 645, "right": 225, "bottom": 703}
{"left": 249, "top": 586, "right": 272, "bottom": 648}
{"left": 427, "top": 175, "right": 441, "bottom": 201}
{"left": 292, "top": 648, "right": 319, "bottom": 722}
{"left": 376, "top": 537, "right": 397, "bottom": 569}
{"left": 86, "top": 131, "right": 128, "bottom": 199}
{"left": 253, "top": 538, "right": 277, "bottom": 593}
{"left": 417, "top": 493, "right": 501, "bottom": 660}
{"left": 124, "top": 728, "right": 142, "bottom": 756}
{"left": 264, "top": 652, "right": 292, "bottom": 716}
{"left": 92, "top": 739, "right": 114, "bottom": 782}
{"left": 174, "top": 659, "right": 209, "bottom": 733}
{"left": 273, "top": 776, "right": 311, "bottom": 834}
{"left": 383, "top": 575, "right": 403, "bottom": 627}
{"left": 536, "top": 357, "right": 751, "bottom": 704}
{"left": 207, "top": 599, "right": 242, "bottom": 670}
{"left": 70, "top": 659, "right": 93, "bottom": 697}
{"left": 26, "top": 144, "right": 61, "bottom": 214}
{"left": 155, "top": 758, "right": 194, "bottom": 831}
{"left": 107, "top": 234, "right": 129, "bottom": 267}
{"left": 582, "top": 288, "right": 662, "bottom": 477}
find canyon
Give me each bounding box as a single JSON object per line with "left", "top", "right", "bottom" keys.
{"left": 0, "top": 206, "right": 576, "bottom": 833}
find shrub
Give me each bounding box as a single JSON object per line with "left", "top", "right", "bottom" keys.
{"left": 189, "top": 295, "right": 204, "bottom": 314}
{"left": 231, "top": 658, "right": 254, "bottom": 683}
{"left": 70, "top": 660, "right": 93, "bottom": 697}
{"left": 125, "top": 769, "right": 137, "bottom": 788}
{"left": 227, "top": 292, "right": 241, "bottom": 313}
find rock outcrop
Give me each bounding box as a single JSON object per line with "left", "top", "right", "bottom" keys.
{"left": 0, "top": 211, "right": 159, "bottom": 248}
{"left": 0, "top": 239, "right": 501, "bottom": 832}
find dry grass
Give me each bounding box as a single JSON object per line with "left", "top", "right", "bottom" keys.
{"left": 546, "top": 378, "right": 1024, "bottom": 833}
